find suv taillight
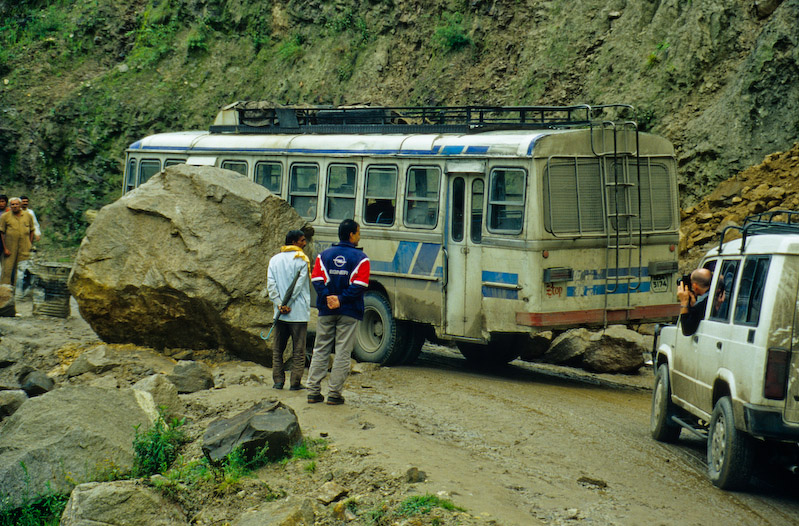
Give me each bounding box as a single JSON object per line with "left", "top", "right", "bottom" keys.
{"left": 764, "top": 348, "right": 790, "bottom": 400}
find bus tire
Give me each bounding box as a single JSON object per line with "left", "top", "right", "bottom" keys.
{"left": 457, "top": 341, "right": 519, "bottom": 367}
{"left": 396, "top": 322, "right": 426, "bottom": 365}
{"left": 353, "top": 291, "right": 406, "bottom": 365}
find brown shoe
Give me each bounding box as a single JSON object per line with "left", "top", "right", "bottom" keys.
{"left": 307, "top": 393, "right": 324, "bottom": 404}
{"left": 326, "top": 394, "right": 345, "bottom": 405}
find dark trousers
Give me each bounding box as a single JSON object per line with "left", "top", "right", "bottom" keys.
{"left": 272, "top": 320, "right": 307, "bottom": 387}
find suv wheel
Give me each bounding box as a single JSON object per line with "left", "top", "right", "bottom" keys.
{"left": 651, "top": 364, "right": 681, "bottom": 442}
{"left": 707, "top": 396, "right": 754, "bottom": 490}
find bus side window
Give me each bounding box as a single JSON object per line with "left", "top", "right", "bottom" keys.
{"left": 221, "top": 160, "right": 248, "bottom": 176}
{"left": 125, "top": 158, "right": 137, "bottom": 192}
{"left": 289, "top": 163, "right": 319, "bottom": 220}
{"left": 405, "top": 166, "right": 441, "bottom": 228}
{"left": 488, "top": 168, "right": 525, "bottom": 234}
{"left": 255, "top": 162, "right": 283, "bottom": 195}
{"left": 364, "top": 165, "right": 397, "bottom": 226}
{"left": 325, "top": 164, "right": 357, "bottom": 221}
{"left": 139, "top": 159, "right": 161, "bottom": 185}
{"left": 165, "top": 159, "right": 186, "bottom": 168}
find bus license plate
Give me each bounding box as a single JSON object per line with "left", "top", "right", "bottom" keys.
{"left": 650, "top": 275, "right": 669, "bottom": 293}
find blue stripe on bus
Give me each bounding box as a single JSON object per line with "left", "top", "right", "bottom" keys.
{"left": 482, "top": 270, "right": 518, "bottom": 285}
{"left": 134, "top": 145, "right": 503, "bottom": 157}
{"left": 566, "top": 282, "right": 652, "bottom": 297}
{"left": 482, "top": 286, "right": 519, "bottom": 300}
{"left": 465, "top": 145, "right": 490, "bottom": 154}
{"left": 392, "top": 241, "right": 418, "bottom": 273}
{"left": 440, "top": 145, "right": 464, "bottom": 154}
{"left": 411, "top": 243, "right": 440, "bottom": 275}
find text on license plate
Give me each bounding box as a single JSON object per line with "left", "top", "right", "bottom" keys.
{"left": 650, "top": 275, "right": 669, "bottom": 293}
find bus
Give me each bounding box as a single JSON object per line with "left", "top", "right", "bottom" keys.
{"left": 123, "top": 102, "right": 681, "bottom": 366}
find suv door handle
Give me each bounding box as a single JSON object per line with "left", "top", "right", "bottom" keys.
{"left": 716, "top": 341, "right": 723, "bottom": 350}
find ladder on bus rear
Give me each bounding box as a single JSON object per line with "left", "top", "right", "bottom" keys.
{"left": 591, "top": 120, "right": 643, "bottom": 326}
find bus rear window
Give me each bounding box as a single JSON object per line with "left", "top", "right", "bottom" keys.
{"left": 289, "top": 164, "right": 319, "bottom": 220}
{"left": 405, "top": 166, "right": 440, "bottom": 228}
{"left": 488, "top": 168, "right": 525, "bottom": 234}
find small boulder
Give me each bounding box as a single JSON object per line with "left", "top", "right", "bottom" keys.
{"left": 233, "top": 496, "right": 316, "bottom": 526}
{"left": 0, "top": 389, "right": 27, "bottom": 419}
{"left": 20, "top": 370, "right": 55, "bottom": 396}
{"left": 202, "top": 400, "right": 301, "bottom": 463}
{"left": 315, "top": 481, "right": 349, "bottom": 505}
{"left": 133, "top": 374, "right": 184, "bottom": 419}
{"left": 60, "top": 480, "right": 188, "bottom": 526}
{"left": 66, "top": 344, "right": 123, "bottom": 377}
{"left": 0, "top": 387, "right": 158, "bottom": 506}
{"left": 168, "top": 360, "right": 215, "bottom": 393}
{"left": 543, "top": 325, "right": 645, "bottom": 373}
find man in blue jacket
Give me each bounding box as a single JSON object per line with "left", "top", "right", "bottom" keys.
{"left": 307, "top": 219, "right": 370, "bottom": 405}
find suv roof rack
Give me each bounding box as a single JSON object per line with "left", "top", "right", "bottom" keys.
{"left": 209, "top": 102, "right": 637, "bottom": 135}
{"left": 719, "top": 210, "right": 799, "bottom": 254}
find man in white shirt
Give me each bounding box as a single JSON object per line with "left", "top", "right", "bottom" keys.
{"left": 266, "top": 229, "right": 311, "bottom": 390}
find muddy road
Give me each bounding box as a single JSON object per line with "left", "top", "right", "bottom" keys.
{"left": 324, "top": 344, "right": 799, "bottom": 525}
{"left": 5, "top": 302, "right": 799, "bottom": 525}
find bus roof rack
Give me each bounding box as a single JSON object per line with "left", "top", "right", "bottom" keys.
{"left": 718, "top": 210, "right": 799, "bottom": 254}
{"left": 209, "top": 101, "right": 637, "bottom": 135}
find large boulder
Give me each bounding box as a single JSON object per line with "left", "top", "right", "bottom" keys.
{"left": 68, "top": 164, "right": 312, "bottom": 363}
{"left": 0, "top": 387, "right": 158, "bottom": 506}
{"left": 202, "top": 400, "right": 302, "bottom": 463}
{"left": 542, "top": 326, "right": 646, "bottom": 374}
{"left": 60, "top": 480, "right": 188, "bottom": 526}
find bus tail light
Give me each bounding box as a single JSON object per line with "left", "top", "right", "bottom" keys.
{"left": 764, "top": 347, "right": 790, "bottom": 400}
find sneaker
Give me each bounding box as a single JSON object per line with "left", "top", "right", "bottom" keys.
{"left": 307, "top": 393, "right": 324, "bottom": 404}
{"left": 272, "top": 383, "right": 284, "bottom": 390}
{"left": 326, "top": 394, "right": 345, "bottom": 405}
{"left": 289, "top": 384, "right": 306, "bottom": 391}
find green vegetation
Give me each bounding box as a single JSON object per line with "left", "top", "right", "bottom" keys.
{"left": 396, "top": 494, "right": 464, "bottom": 517}
{"left": 646, "top": 41, "right": 670, "bottom": 69}
{"left": 0, "top": 492, "right": 69, "bottom": 526}
{"left": 433, "top": 12, "right": 473, "bottom": 52}
{"left": 277, "top": 34, "right": 305, "bottom": 63}
{"left": 132, "top": 412, "right": 188, "bottom": 477}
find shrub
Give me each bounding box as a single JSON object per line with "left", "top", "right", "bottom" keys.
{"left": 433, "top": 12, "right": 473, "bottom": 52}
{"left": 132, "top": 412, "right": 187, "bottom": 477}
{"left": 395, "top": 494, "right": 464, "bottom": 517}
{"left": 0, "top": 492, "right": 69, "bottom": 526}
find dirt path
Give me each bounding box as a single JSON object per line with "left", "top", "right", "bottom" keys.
{"left": 4, "top": 302, "right": 799, "bottom": 524}
{"left": 284, "top": 344, "right": 799, "bottom": 525}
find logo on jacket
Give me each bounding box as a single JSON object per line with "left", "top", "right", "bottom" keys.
{"left": 333, "top": 255, "right": 346, "bottom": 267}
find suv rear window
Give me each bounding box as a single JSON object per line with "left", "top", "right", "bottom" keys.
{"left": 734, "top": 256, "right": 770, "bottom": 326}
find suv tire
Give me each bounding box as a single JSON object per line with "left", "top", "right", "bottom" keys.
{"left": 651, "top": 364, "right": 681, "bottom": 443}
{"left": 707, "top": 396, "right": 754, "bottom": 490}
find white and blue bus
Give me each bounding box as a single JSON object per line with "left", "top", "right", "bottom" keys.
{"left": 124, "top": 103, "right": 681, "bottom": 365}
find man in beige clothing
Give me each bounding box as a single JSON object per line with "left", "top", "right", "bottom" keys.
{"left": 0, "top": 198, "right": 34, "bottom": 285}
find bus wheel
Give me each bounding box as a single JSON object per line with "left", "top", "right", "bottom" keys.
{"left": 456, "top": 341, "right": 519, "bottom": 367}
{"left": 353, "top": 291, "right": 406, "bottom": 365}
{"left": 396, "top": 322, "right": 426, "bottom": 365}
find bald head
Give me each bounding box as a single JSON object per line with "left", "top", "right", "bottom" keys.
{"left": 691, "top": 268, "right": 712, "bottom": 293}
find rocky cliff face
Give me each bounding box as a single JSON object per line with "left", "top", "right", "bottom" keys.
{"left": 0, "top": 0, "right": 796, "bottom": 245}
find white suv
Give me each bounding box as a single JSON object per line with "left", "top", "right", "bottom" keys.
{"left": 651, "top": 211, "right": 799, "bottom": 489}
